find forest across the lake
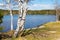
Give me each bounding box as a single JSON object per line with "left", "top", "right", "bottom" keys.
{"left": 0, "top": 9, "right": 56, "bottom": 15}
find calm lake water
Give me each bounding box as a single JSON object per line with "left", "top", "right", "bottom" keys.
{"left": 0, "top": 15, "right": 56, "bottom": 32}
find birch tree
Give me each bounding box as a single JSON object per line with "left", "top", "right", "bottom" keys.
{"left": 6, "top": 0, "right": 13, "bottom": 30}
{"left": 55, "top": 0, "right": 60, "bottom": 21}
{"left": 14, "top": 0, "right": 31, "bottom": 37}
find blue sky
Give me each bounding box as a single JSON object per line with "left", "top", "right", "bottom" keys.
{"left": 0, "top": 0, "right": 58, "bottom": 10}
{"left": 28, "top": 0, "right": 55, "bottom": 10}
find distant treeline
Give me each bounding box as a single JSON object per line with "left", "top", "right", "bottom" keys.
{"left": 27, "top": 10, "right": 56, "bottom": 15}
{"left": 0, "top": 9, "right": 18, "bottom": 15}
{"left": 0, "top": 9, "right": 56, "bottom": 15}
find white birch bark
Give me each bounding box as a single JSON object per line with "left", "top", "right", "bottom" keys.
{"left": 55, "top": 0, "right": 59, "bottom": 21}
{"left": 7, "top": 0, "right": 13, "bottom": 30}
{"left": 14, "top": 0, "right": 23, "bottom": 37}
{"left": 14, "top": 0, "right": 27, "bottom": 37}
{"left": 56, "top": 5, "right": 58, "bottom": 21}
{"left": 10, "top": 9, "right": 13, "bottom": 30}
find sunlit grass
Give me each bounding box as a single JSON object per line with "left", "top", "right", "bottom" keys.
{"left": 24, "top": 21, "right": 60, "bottom": 40}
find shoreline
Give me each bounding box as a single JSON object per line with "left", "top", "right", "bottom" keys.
{"left": 25, "top": 26, "right": 44, "bottom": 30}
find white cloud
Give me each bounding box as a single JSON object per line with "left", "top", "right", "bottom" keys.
{"left": 0, "top": 3, "right": 55, "bottom": 10}
{"left": 28, "top": 4, "right": 55, "bottom": 10}
{"left": 0, "top": 3, "right": 4, "bottom": 6}
{"left": 0, "top": 3, "right": 5, "bottom": 9}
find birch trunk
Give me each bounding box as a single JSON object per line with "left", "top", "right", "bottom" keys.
{"left": 10, "top": 10, "right": 13, "bottom": 30}
{"left": 7, "top": 4, "right": 13, "bottom": 30}
{"left": 55, "top": 0, "right": 59, "bottom": 21}
{"left": 14, "top": 0, "right": 23, "bottom": 37}
{"left": 14, "top": 0, "right": 27, "bottom": 37}
{"left": 14, "top": 6, "right": 23, "bottom": 37}
{"left": 56, "top": 9, "right": 59, "bottom": 21}
{"left": 7, "top": 0, "right": 14, "bottom": 30}
{"left": 18, "top": 2, "right": 27, "bottom": 36}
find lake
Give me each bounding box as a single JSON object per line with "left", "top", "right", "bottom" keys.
{"left": 0, "top": 15, "right": 56, "bottom": 32}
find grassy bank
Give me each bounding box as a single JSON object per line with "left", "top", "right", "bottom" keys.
{"left": 1, "top": 21, "right": 60, "bottom": 40}
{"left": 22, "top": 21, "right": 60, "bottom": 40}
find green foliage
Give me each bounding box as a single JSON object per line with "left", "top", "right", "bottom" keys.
{"left": 0, "top": 26, "right": 4, "bottom": 31}
{"left": 0, "top": 10, "right": 4, "bottom": 31}
{"left": 0, "top": 10, "right": 3, "bottom": 24}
